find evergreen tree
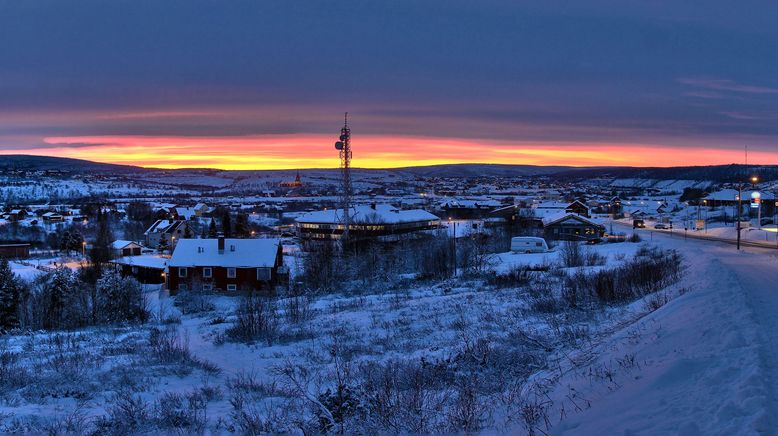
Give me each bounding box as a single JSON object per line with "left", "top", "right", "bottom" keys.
{"left": 235, "top": 213, "right": 250, "bottom": 238}
{"left": 157, "top": 236, "right": 170, "bottom": 254}
{"left": 208, "top": 218, "right": 218, "bottom": 238}
{"left": 41, "top": 267, "right": 75, "bottom": 329}
{"left": 90, "top": 207, "right": 114, "bottom": 273}
{"left": 96, "top": 269, "right": 148, "bottom": 323}
{"left": 0, "top": 258, "right": 21, "bottom": 330}
{"left": 221, "top": 211, "right": 232, "bottom": 238}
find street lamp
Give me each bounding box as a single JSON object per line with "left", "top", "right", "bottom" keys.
{"left": 82, "top": 241, "right": 86, "bottom": 258}
{"left": 751, "top": 176, "right": 761, "bottom": 229}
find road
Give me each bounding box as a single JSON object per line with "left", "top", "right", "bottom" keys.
{"left": 553, "top": 222, "right": 778, "bottom": 434}
{"left": 620, "top": 221, "right": 778, "bottom": 250}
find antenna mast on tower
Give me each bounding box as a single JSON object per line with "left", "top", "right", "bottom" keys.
{"left": 334, "top": 112, "right": 353, "bottom": 241}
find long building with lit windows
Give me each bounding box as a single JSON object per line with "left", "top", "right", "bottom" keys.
{"left": 295, "top": 203, "right": 440, "bottom": 241}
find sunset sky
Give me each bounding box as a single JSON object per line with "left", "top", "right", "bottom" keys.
{"left": 2, "top": 1, "right": 778, "bottom": 169}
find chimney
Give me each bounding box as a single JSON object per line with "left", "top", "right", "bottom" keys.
{"left": 218, "top": 233, "right": 225, "bottom": 254}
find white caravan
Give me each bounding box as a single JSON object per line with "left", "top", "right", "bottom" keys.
{"left": 510, "top": 236, "right": 549, "bottom": 253}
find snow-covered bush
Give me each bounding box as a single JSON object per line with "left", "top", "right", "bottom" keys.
{"left": 95, "top": 270, "right": 148, "bottom": 324}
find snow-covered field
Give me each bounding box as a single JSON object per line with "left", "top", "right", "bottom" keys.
{"left": 0, "top": 238, "right": 693, "bottom": 434}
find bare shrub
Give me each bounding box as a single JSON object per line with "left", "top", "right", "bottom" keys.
{"left": 356, "top": 359, "right": 451, "bottom": 433}
{"left": 283, "top": 293, "right": 313, "bottom": 324}
{"left": 487, "top": 265, "right": 533, "bottom": 288}
{"left": 149, "top": 326, "right": 192, "bottom": 364}
{"left": 572, "top": 248, "right": 683, "bottom": 303}
{"left": 0, "top": 351, "right": 28, "bottom": 393}
{"left": 226, "top": 294, "right": 280, "bottom": 345}
{"left": 174, "top": 288, "right": 215, "bottom": 315}
{"left": 446, "top": 376, "right": 488, "bottom": 433}
{"left": 583, "top": 250, "right": 606, "bottom": 266}
{"left": 560, "top": 241, "right": 583, "bottom": 267}
{"left": 94, "top": 391, "right": 151, "bottom": 435}
{"left": 644, "top": 292, "right": 670, "bottom": 311}
{"left": 154, "top": 391, "right": 207, "bottom": 432}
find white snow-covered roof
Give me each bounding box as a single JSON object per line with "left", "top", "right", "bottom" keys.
{"left": 295, "top": 204, "right": 439, "bottom": 225}
{"left": 533, "top": 202, "right": 569, "bottom": 210}
{"left": 169, "top": 238, "right": 281, "bottom": 268}
{"left": 705, "top": 189, "right": 775, "bottom": 201}
{"left": 440, "top": 199, "right": 502, "bottom": 209}
{"left": 111, "top": 240, "right": 141, "bottom": 249}
{"left": 175, "top": 207, "right": 196, "bottom": 219}
{"left": 111, "top": 255, "right": 168, "bottom": 270}
{"left": 145, "top": 219, "right": 186, "bottom": 235}
{"left": 542, "top": 212, "right": 604, "bottom": 227}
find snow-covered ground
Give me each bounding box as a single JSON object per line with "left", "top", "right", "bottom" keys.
{"left": 544, "top": 225, "right": 778, "bottom": 434}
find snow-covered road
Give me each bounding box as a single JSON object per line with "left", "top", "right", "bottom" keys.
{"left": 551, "top": 225, "right": 778, "bottom": 434}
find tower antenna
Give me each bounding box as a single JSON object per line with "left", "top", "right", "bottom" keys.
{"left": 334, "top": 112, "right": 353, "bottom": 241}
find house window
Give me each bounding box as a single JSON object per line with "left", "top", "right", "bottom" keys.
{"left": 257, "top": 267, "right": 271, "bottom": 281}
{"left": 227, "top": 284, "right": 237, "bottom": 292}
{"left": 203, "top": 284, "right": 213, "bottom": 291}
{"left": 227, "top": 268, "right": 236, "bottom": 278}
{"left": 178, "top": 267, "right": 187, "bottom": 277}
{"left": 203, "top": 267, "right": 212, "bottom": 278}
{"left": 178, "top": 284, "right": 187, "bottom": 291}
{"left": 131, "top": 266, "right": 139, "bottom": 274}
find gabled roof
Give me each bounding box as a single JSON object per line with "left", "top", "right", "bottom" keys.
{"left": 112, "top": 240, "right": 142, "bottom": 250}
{"left": 175, "top": 207, "right": 197, "bottom": 220}
{"left": 542, "top": 212, "right": 604, "bottom": 227}
{"left": 169, "top": 238, "right": 281, "bottom": 268}
{"left": 296, "top": 204, "right": 439, "bottom": 225}
{"left": 145, "top": 220, "right": 186, "bottom": 235}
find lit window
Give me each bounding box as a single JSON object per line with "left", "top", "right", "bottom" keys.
{"left": 227, "top": 268, "right": 236, "bottom": 278}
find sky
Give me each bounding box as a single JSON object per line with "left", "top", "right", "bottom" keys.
{"left": 2, "top": 0, "right": 778, "bottom": 169}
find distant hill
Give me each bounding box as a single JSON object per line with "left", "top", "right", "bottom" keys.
{"left": 393, "top": 163, "right": 572, "bottom": 177}
{"left": 0, "top": 155, "right": 146, "bottom": 173}
{"left": 1, "top": 155, "right": 777, "bottom": 182}
{"left": 552, "top": 164, "right": 778, "bottom": 183}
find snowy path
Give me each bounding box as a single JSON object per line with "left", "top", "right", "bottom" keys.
{"left": 550, "top": 226, "right": 778, "bottom": 434}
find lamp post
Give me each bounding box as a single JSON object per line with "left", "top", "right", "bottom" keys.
{"left": 752, "top": 176, "right": 761, "bottom": 229}
{"left": 82, "top": 241, "right": 86, "bottom": 258}
{"left": 737, "top": 187, "right": 742, "bottom": 250}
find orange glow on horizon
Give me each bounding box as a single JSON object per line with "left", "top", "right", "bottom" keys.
{"left": 5, "top": 134, "right": 778, "bottom": 169}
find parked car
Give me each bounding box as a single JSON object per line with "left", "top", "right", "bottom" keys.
{"left": 654, "top": 223, "right": 668, "bottom": 229}
{"left": 633, "top": 219, "right": 645, "bottom": 229}
{"left": 510, "top": 236, "right": 549, "bottom": 253}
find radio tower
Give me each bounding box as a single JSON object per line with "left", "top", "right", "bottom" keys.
{"left": 335, "top": 112, "right": 353, "bottom": 241}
